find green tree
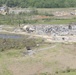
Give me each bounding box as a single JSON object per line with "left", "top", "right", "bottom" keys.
{"left": 1, "top": 0, "right": 76, "bottom": 8}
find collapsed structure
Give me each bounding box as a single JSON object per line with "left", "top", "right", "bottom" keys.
{"left": 0, "top": 6, "right": 9, "bottom": 15}
{"left": 21, "top": 23, "right": 76, "bottom": 42}
{"left": 23, "top": 24, "right": 76, "bottom": 36}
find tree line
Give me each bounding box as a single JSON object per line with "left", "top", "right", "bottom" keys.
{"left": 0, "top": 0, "right": 76, "bottom": 8}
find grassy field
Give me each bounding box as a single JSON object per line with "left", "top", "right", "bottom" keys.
{"left": 0, "top": 15, "right": 76, "bottom": 25}
{"left": 0, "top": 8, "right": 76, "bottom": 75}
{"left": 0, "top": 43, "right": 76, "bottom": 75}
{"left": 0, "top": 8, "right": 76, "bottom": 25}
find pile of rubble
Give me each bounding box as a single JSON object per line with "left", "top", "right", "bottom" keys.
{"left": 24, "top": 24, "right": 76, "bottom": 36}
{"left": 54, "top": 10, "right": 76, "bottom": 16}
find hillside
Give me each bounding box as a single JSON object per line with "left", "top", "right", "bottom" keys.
{"left": 0, "top": 0, "right": 76, "bottom": 8}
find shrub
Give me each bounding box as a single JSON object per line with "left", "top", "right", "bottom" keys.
{"left": 44, "top": 12, "right": 54, "bottom": 16}
{"left": 0, "top": 33, "right": 43, "bottom": 51}
{"left": 0, "top": 34, "right": 26, "bottom": 51}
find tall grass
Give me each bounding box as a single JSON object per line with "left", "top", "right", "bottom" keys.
{"left": 0, "top": 8, "right": 76, "bottom": 25}
{"left": 0, "top": 34, "right": 28, "bottom": 51}
{"left": 0, "top": 33, "right": 44, "bottom": 51}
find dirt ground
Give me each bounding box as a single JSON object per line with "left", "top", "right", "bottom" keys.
{"left": 0, "top": 43, "right": 76, "bottom": 75}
